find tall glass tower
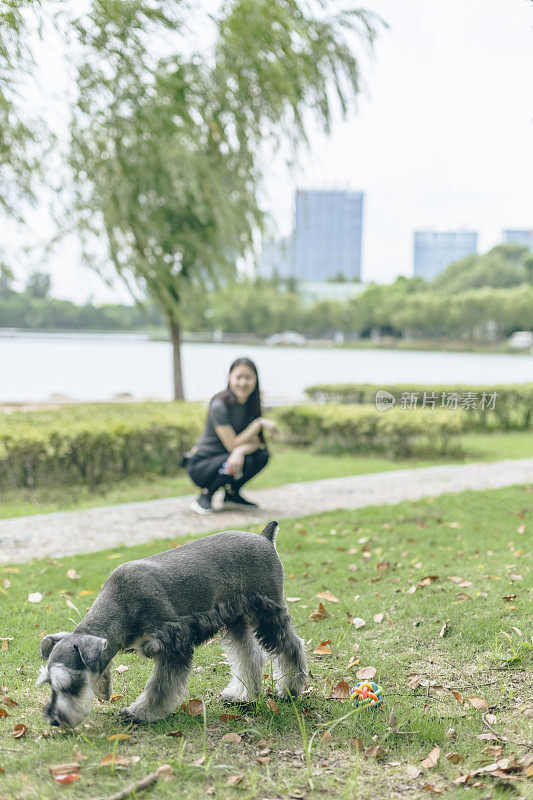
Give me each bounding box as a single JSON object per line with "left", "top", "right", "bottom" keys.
{"left": 413, "top": 231, "right": 478, "bottom": 280}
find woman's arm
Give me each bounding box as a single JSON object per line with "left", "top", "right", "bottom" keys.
{"left": 214, "top": 419, "right": 262, "bottom": 452}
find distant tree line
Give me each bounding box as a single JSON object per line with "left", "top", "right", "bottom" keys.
{"left": 1, "top": 244, "right": 532, "bottom": 340}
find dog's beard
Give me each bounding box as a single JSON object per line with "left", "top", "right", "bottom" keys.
{"left": 41, "top": 664, "right": 95, "bottom": 728}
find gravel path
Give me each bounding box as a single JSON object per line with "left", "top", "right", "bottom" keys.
{"left": 1, "top": 458, "right": 532, "bottom": 564}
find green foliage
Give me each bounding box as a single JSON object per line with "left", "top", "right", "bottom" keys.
{"left": 431, "top": 243, "right": 531, "bottom": 293}
{"left": 304, "top": 383, "right": 533, "bottom": 430}
{"left": 25, "top": 269, "right": 51, "bottom": 298}
{"left": 273, "top": 404, "right": 465, "bottom": 458}
{"left": 0, "top": 402, "right": 204, "bottom": 489}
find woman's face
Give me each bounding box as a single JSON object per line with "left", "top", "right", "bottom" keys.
{"left": 229, "top": 365, "right": 257, "bottom": 403}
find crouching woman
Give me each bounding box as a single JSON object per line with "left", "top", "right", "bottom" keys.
{"left": 187, "top": 357, "right": 277, "bottom": 514}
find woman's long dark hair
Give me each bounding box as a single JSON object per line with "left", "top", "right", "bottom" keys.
{"left": 212, "top": 357, "right": 263, "bottom": 420}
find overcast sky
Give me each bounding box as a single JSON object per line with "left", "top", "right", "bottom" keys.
{"left": 5, "top": 0, "right": 533, "bottom": 302}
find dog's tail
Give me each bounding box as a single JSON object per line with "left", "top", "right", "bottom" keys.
{"left": 260, "top": 521, "right": 279, "bottom": 543}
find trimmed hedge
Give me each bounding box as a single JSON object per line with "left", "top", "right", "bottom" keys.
{"left": 0, "top": 403, "right": 204, "bottom": 489}
{"left": 304, "top": 384, "right": 533, "bottom": 430}
{"left": 273, "top": 404, "right": 465, "bottom": 458}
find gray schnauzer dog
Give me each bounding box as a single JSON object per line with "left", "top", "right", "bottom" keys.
{"left": 37, "top": 522, "right": 307, "bottom": 728}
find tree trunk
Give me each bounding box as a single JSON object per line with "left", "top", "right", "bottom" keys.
{"left": 170, "top": 319, "right": 184, "bottom": 400}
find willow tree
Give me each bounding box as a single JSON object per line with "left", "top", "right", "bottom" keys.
{"left": 71, "top": 0, "right": 381, "bottom": 399}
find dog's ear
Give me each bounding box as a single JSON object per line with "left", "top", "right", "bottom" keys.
{"left": 40, "top": 632, "right": 70, "bottom": 661}
{"left": 74, "top": 635, "right": 108, "bottom": 672}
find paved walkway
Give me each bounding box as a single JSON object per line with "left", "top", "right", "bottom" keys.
{"left": 1, "top": 458, "right": 532, "bottom": 564}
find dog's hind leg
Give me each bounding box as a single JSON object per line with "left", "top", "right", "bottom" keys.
{"left": 255, "top": 606, "right": 307, "bottom": 698}
{"left": 119, "top": 655, "right": 192, "bottom": 723}
{"left": 220, "top": 617, "right": 264, "bottom": 703}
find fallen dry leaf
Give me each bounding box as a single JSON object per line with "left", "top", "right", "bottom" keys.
{"left": 346, "top": 656, "right": 360, "bottom": 669}
{"left": 49, "top": 762, "right": 80, "bottom": 777}
{"left": 0, "top": 708, "right": 9, "bottom": 718}
{"left": 186, "top": 699, "right": 205, "bottom": 716}
{"left": 266, "top": 698, "right": 278, "bottom": 714}
{"left": 421, "top": 785, "right": 444, "bottom": 794}
{"left": 1, "top": 696, "right": 18, "bottom": 708}
{"left": 256, "top": 738, "right": 271, "bottom": 748}
{"left": 309, "top": 602, "right": 329, "bottom": 622}
{"left": 313, "top": 643, "right": 332, "bottom": 655}
{"left": 352, "top": 617, "right": 366, "bottom": 629}
{"left": 66, "top": 569, "right": 79, "bottom": 580}
{"left": 478, "top": 732, "right": 499, "bottom": 741}
{"left": 109, "top": 693, "right": 124, "bottom": 703}
{"left": 331, "top": 679, "right": 350, "bottom": 699}
{"left": 439, "top": 620, "right": 450, "bottom": 638}
{"left": 220, "top": 713, "right": 242, "bottom": 722}
{"left": 407, "top": 675, "right": 420, "bottom": 690}
{"left": 256, "top": 756, "right": 271, "bottom": 764}
{"left": 446, "top": 752, "right": 464, "bottom": 764}
{"left": 321, "top": 731, "right": 332, "bottom": 743}
{"left": 365, "top": 745, "right": 384, "bottom": 760}
{"left": 451, "top": 690, "right": 464, "bottom": 704}
{"left": 405, "top": 765, "right": 422, "bottom": 779}
{"left": 356, "top": 666, "right": 376, "bottom": 680}
{"left": 373, "top": 613, "right": 384, "bottom": 623}
{"left": 421, "top": 746, "right": 441, "bottom": 769}
{"left": 107, "top": 733, "right": 130, "bottom": 742}
{"left": 65, "top": 598, "right": 80, "bottom": 615}
{"left": 156, "top": 764, "right": 173, "bottom": 781}
{"left": 221, "top": 733, "right": 241, "bottom": 744}
{"left": 166, "top": 730, "right": 184, "bottom": 737}
{"left": 467, "top": 696, "right": 489, "bottom": 712}
{"left": 350, "top": 737, "right": 364, "bottom": 752}
{"left": 27, "top": 593, "right": 42, "bottom": 603}
{"left": 482, "top": 745, "right": 504, "bottom": 757}
{"left": 12, "top": 724, "right": 27, "bottom": 738}
{"left": 99, "top": 753, "right": 139, "bottom": 767}
{"left": 53, "top": 774, "right": 81, "bottom": 785}
{"left": 315, "top": 591, "right": 339, "bottom": 603}
{"left": 115, "top": 665, "right": 128, "bottom": 674}
{"left": 226, "top": 774, "right": 243, "bottom": 786}
{"left": 78, "top": 589, "right": 93, "bottom": 597}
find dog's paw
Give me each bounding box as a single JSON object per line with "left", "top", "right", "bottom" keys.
{"left": 220, "top": 686, "right": 252, "bottom": 704}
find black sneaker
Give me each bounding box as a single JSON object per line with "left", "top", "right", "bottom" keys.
{"left": 222, "top": 490, "right": 258, "bottom": 509}
{"left": 190, "top": 493, "right": 213, "bottom": 515}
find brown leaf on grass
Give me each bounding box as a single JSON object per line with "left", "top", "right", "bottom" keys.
{"left": 256, "top": 756, "right": 271, "bottom": 764}
{"left": 346, "top": 656, "right": 360, "bottom": 670}
{"left": 309, "top": 602, "right": 329, "bottom": 622}
{"left": 221, "top": 733, "right": 241, "bottom": 744}
{"left": 0, "top": 708, "right": 9, "bottom": 718}
{"left": 456, "top": 593, "right": 472, "bottom": 601}
{"left": 407, "top": 675, "right": 420, "bottom": 690}
{"left": 421, "top": 785, "right": 444, "bottom": 794}
{"left": 467, "top": 696, "right": 489, "bottom": 712}
{"left": 256, "top": 738, "right": 271, "bottom": 748}
{"left": 78, "top": 589, "right": 93, "bottom": 597}
{"left": 72, "top": 748, "right": 86, "bottom": 762}
{"left": 313, "top": 643, "right": 332, "bottom": 655}
{"left": 1, "top": 696, "right": 18, "bottom": 707}
{"left": 439, "top": 620, "right": 450, "bottom": 638}
{"left": 109, "top": 693, "right": 124, "bottom": 703}
{"left": 365, "top": 745, "right": 384, "bottom": 760}
{"left": 156, "top": 764, "right": 174, "bottom": 781}
{"left": 65, "top": 598, "right": 80, "bottom": 615}
{"left": 331, "top": 680, "right": 350, "bottom": 699}
{"left": 388, "top": 710, "right": 398, "bottom": 730}
{"left": 107, "top": 733, "right": 131, "bottom": 742}
{"left": 220, "top": 713, "right": 242, "bottom": 722}
{"left": 166, "top": 730, "right": 184, "bottom": 737}
{"left": 266, "top": 699, "right": 278, "bottom": 713}
{"left": 321, "top": 731, "right": 332, "bottom": 743}
{"left": 12, "top": 724, "right": 27, "bottom": 738}
{"left": 99, "top": 753, "right": 139, "bottom": 767}
{"left": 482, "top": 745, "right": 504, "bottom": 757}
{"left": 447, "top": 576, "right": 464, "bottom": 584}
{"left": 421, "top": 746, "right": 441, "bottom": 768}
{"left": 451, "top": 691, "right": 464, "bottom": 704}
{"left": 446, "top": 753, "right": 464, "bottom": 764}
{"left": 478, "top": 732, "right": 499, "bottom": 741}
{"left": 53, "top": 773, "right": 81, "bottom": 785}
{"left": 187, "top": 699, "right": 205, "bottom": 716}
{"left": 356, "top": 666, "right": 376, "bottom": 680}
{"left": 350, "top": 737, "right": 364, "bottom": 752}
{"left": 226, "top": 774, "right": 243, "bottom": 786}
{"left": 115, "top": 664, "right": 128, "bottom": 674}
{"left": 352, "top": 617, "right": 366, "bottom": 629}
{"left": 315, "top": 591, "right": 339, "bottom": 603}
{"left": 49, "top": 762, "right": 81, "bottom": 777}
{"left": 373, "top": 613, "right": 384, "bottom": 623}
{"left": 66, "top": 569, "right": 80, "bottom": 580}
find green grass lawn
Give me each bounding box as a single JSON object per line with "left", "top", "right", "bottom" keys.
{"left": 1, "top": 431, "right": 532, "bottom": 520}
{"left": 0, "top": 485, "right": 531, "bottom": 799}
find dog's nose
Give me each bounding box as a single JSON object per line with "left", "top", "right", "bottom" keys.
{"left": 49, "top": 718, "right": 60, "bottom": 727}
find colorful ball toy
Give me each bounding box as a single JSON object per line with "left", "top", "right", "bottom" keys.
{"left": 350, "top": 680, "right": 383, "bottom": 709}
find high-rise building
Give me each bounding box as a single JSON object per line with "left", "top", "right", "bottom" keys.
{"left": 260, "top": 189, "right": 364, "bottom": 282}
{"left": 503, "top": 229, "right": 533, "bottom": 250}
{"left": 293, "top": 190, "right": 363, "bottom": 281}
{"left": 413, "top": 231, "right": 478, "bottom": 280}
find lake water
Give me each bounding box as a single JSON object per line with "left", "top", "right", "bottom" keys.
{"left": 1, "top": 332, "right": 532, "bottom": 405}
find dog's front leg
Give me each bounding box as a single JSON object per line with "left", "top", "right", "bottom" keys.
{"left": 119, "top": 656, "right": 191, "bottom": 723}
{"left": 94, "top": 661, "right": 113, "bottom": 701}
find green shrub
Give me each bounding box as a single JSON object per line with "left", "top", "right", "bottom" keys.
{"left": 273, "top": 404, "right": 465, "bottom": 458}
{"left": 0, "top": 403, "right": 204, "bottom": 489}
{"left": 304, "top": 384, "right": 533, "bottom": 430}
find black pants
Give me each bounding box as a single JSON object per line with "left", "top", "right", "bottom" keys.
{"left": 187, "top": 449, "right": 269, "bottom": 495}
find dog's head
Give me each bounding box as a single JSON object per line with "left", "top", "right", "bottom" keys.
{"left": 37, "top": 632, "right": 108, "bottom": 728}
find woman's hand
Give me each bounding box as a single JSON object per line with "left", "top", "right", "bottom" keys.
{"left": 258, "top": 417, "right": 278, "bottom": 434}
{"left": 225, "top": 448, "right": 245, "bottom": 475}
